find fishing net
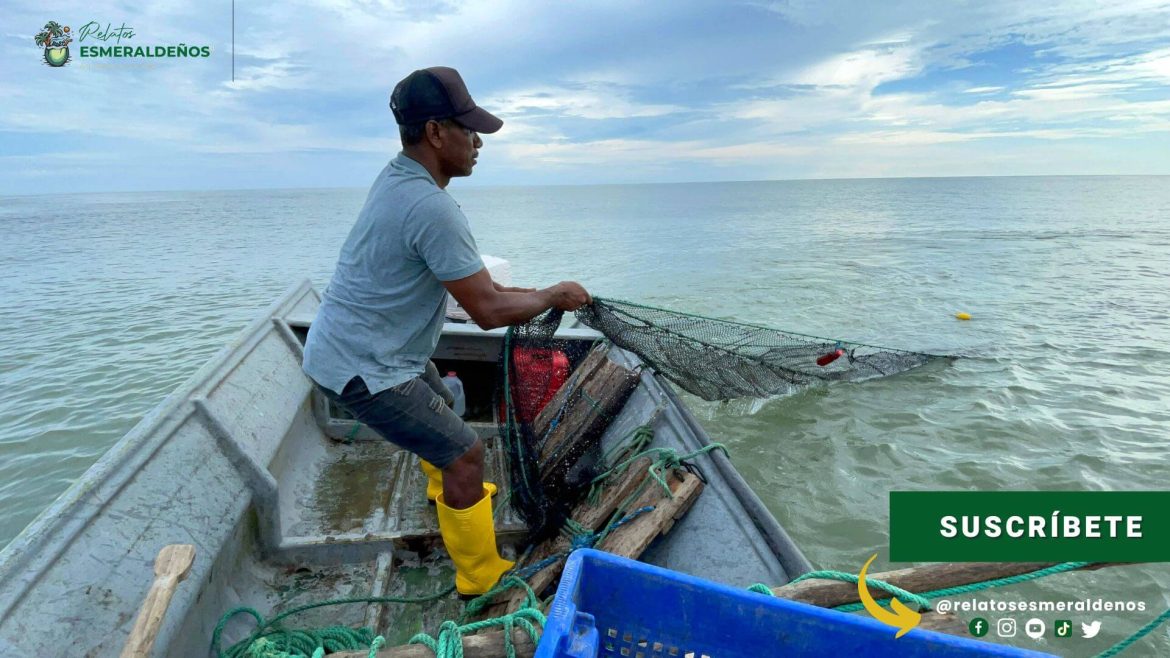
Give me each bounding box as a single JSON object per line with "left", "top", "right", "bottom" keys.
{"left": 496, "top": 308, "right": 639, "bottom": 542}
{"left": 497, "top": 298, "right": 949, "bottom": 539}
{"left": 575, "top": 298, "right": 948, "bottom": 401}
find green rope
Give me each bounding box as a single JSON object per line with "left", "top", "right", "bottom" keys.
{"left": 786, "top": 570, "right": 932, "bottom": 612}
{"left": 829, "top": 561, "right": 1092, "bottom": 613}
{"left": 592, "top": 443, "right": 728, "bottom": 500}
{"left": 503, "top": 431, "right": 725, "bottom": 589}
{"left": 344, "top": 422, "right": 361, "bottom": 443}
{"left": 590, "top": 443, "right": 728, "bottom": 550}
{"left": 561, "top": 518, "right": 591, "bottom": 539}
{"left": 587, "top": 423, "right": 656, "bottom": 505}
{"left": 220, "top": 628, "right": 376, "bottom": 658}
{"left": 761, "top": 562, "right": 1170, "bottom": 656}
{"left": 211, "top": 586, "right": 454, "bottom": 658}
{"left": 459, "top": 576, "right": 541, "bottom": 621}
{"left": 1096, "top": 606, "right": 1170, "bottom": 657}
{"left": 213, "top": 578, "right": 548, "bottom": 658}
{"left": 909, "top": 561, "right": 1092, "bottom": 602}
{"left": 406, "top": 577, "right": 546, "bottom": 658}
{"left": 409, "top": 608, "right": 545, "bottom": 658}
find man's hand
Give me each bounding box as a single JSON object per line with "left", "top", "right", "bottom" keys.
{"left": 548, "top": 281, "right": 592, "bottom": 311}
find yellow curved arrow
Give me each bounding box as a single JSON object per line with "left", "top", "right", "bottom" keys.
{"left": 858, "top": 554, "right": 921, "bottom": 639}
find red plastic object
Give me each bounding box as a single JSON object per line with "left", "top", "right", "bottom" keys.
{"left": 503, "top": 347, "right": 570, "bottom": 424}
{"left": 816, "top": 348, "right": 845, "bottom": 367}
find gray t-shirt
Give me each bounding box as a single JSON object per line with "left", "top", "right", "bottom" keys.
{"left": 303, "top": 153, "right": 484, "bottom": 394}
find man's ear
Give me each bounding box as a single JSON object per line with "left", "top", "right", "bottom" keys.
{"left": 424, "top": 120, "right": 444, "bottom": 148}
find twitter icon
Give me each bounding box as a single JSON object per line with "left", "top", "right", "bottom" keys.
{"left": 1082, "top": 620, "right": 1102, "bottom": 639}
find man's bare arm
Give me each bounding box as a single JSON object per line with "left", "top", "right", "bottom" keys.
{"left": 444, "top": 268, "right": 591, "bottom": 330}
{"left": 492, "top": 280, "right": 537, "bottom": 293}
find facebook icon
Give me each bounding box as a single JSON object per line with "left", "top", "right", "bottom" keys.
{"left": 968, "top": 617, "right": 989, "bottom": 637}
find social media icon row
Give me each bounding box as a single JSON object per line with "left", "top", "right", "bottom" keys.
{"left": 968, "top": 617, "right": 1101, "bottom": 639}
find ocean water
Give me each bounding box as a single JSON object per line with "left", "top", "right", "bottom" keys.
{"left": 1, "top": 176, "right": 1169, "bottom": 655}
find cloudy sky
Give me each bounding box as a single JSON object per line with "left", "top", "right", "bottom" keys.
{"left": 3, "top": 1, "right": 1169, "bottom": 194}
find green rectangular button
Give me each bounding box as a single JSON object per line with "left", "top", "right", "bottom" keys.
{"left": 889, "top": 491, "right": 1170, "bottom": 562}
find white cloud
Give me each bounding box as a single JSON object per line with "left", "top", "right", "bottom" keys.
{"left": 2, "top": 0, "right": 1169, "bottom": 193}
{"left": 792, "top": 44, "right": 921, "bottom": 89}
{"left": 486, "top": 86, "right": 685, "bottom": 120}
{"left": 224, "top": 59, "right": 311, "bottom": 92}
{"left": 499, "top": 136, "right": 813, "bottom": 169}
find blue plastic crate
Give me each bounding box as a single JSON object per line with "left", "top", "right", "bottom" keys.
{"left": 536, "top": 549, "right": 1052, "bottom": 658}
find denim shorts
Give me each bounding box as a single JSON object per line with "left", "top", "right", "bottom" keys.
{"left": 319, "top": 361, "right": 478, "bottom": 468}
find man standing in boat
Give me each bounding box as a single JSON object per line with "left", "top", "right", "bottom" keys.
{"left": 303, "top": 66, "right": 591, "bottom": 596}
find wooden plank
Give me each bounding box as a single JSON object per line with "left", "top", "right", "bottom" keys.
{"left": 530, "top": 343, "right": 609, "bottom": 438}
{"left": 574, "top": 457, "right": 656, "bottom": 530}
{"left": 333, "top": 628, "right": 536, "bottom": 658}
{"left": 595, "top": 470, "right": 704, "bottom": 559}
{"left": 120, "top": 544, "right": 196, "bottom": 658}
{"left": 478, "top": 456, "right": 655, "bottom": 618}
{"left": 537, "top": 358, "right": 640, "bottom": 480}
{"left": 917, "top": 612, "right": 968, "bottom": 636}
{"left": 771, "top": 561, "right": 1131, "bottom": 609}
{"left": 481, "top": 467, "right": 702, "bottom": 620}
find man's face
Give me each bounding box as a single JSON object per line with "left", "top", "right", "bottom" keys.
{"left": 438, "top": 120, "right": 482, "bottom": 178}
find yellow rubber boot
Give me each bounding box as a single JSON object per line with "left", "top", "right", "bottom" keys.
{"left": 436, "top": 487, "right": 514, "bottom": 596}
{"left": 421, "top": 460, "right": 496, "bottom": 503}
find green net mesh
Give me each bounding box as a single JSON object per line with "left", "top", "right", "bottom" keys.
{"left": 497, "top": 298, "right": 950, "bottom": 539}
{"left": 496, "top": 309, "right": 634, "bottom": 542}
{"left": 575, "top": 298, "right": 948, "bottom": 401}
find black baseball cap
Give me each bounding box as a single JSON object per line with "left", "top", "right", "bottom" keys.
{"left": 390, "top": 66, "right": 503, "bottom": 134}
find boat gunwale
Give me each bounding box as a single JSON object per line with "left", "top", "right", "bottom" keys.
{"left": 654, "top": 373, "right": 814, "bottom": 578}
{"left": 0, "top": 279, "right": 320, "bottom": 616}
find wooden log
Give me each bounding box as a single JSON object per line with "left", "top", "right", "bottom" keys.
{"left": 120, "top": 544, "right": 196, "bottom": 658}
{"left": 333, "top": 628, "right": 536, "bottom": 658}
{"left": 481, "top": 466, "right": 702, "bottom": 620}
{"left": 594, "top": 469, "right": 704, "bottom": 558}
{"left": 772, "top": 561, "right": 1133, "bottom": 609}
{"left": 536, "top": 355, "right": 639, "bottom": 481}
{"left": 478, "top": 456, "right": 655, "bottom": 618}
{"left": 917, "top": 612, "right": 968, "bottom": 636}
{"left": 530, "top": 343, "right": 609, "bottom": 438}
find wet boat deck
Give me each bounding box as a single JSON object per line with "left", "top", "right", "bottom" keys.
{"left": 277, "top": 429, "right": 524, "bottom": 545}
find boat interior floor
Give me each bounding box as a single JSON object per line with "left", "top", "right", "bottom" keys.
{"left": 276, "top": 427, "right": 524, "bottom": 546}
{"left": 216, "top": 424, "right": 522, "bottom": 647}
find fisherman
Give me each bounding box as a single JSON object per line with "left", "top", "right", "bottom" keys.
{"left": 302, "top": 66, "right": 591, "bottom": 596}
